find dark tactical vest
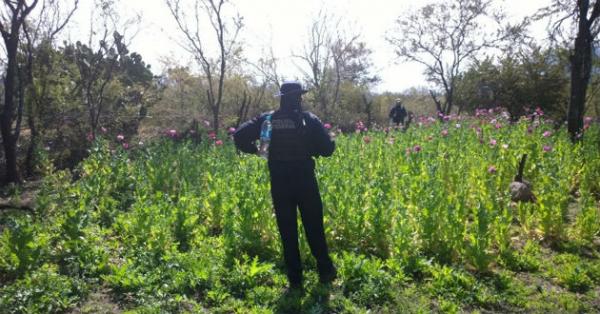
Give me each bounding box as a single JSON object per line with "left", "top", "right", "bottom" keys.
{"left": 269, "top": 110, "right": 311, "bottom": 161}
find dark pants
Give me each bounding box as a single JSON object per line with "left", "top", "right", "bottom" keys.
{"left": 268, "top": 159, "right": 334, "bottom": 285}
{"left": 392, "top": 117, "right": 405, "bottom": 125}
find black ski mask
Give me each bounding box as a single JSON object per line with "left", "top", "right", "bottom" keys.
{"left": 277, "top": 81, "right": 308, "bottom": 113}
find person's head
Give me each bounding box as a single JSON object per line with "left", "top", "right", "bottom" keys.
{"left": 276, "top": 81, "right": 308, "bottom": 112}
{"left": 395, "top": 98, "right": 402, "bottom": 107}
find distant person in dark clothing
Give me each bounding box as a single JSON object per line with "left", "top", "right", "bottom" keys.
{"left": 234, "top": 81, "right": 337, "bottom": 291}
{"left": 389, "top": 99, "right": 407, "bottom": 126}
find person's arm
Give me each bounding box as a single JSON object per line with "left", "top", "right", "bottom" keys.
{"left": 233, "top": 114, "right": 266, "bottom": 154}
{"left": 305, "top": 112, "right": 335, "bottom": 157}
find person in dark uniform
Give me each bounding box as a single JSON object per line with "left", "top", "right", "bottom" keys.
{"left": 389, "top": 99, "right": 407, "bottom": 126}
{"left": 233, "top": 81, "right": 337, "bottom": 291}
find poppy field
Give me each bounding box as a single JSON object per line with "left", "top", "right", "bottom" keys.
{"left": 1, "top": 110, "right": 600, "bottom": 313}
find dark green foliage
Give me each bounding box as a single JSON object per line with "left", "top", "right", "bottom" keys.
{"left": 455, "top": 46, "right": 570, "bottom": 120}
{"left": 337, "top": 252, "right": 395, "bottom": 307}
{"left": 0, "top": 216, "right": 46, "bottom": 281}
{"left": 500, "top": 241, "right": 542, "bottom": 272}
{"left": 552, "top": 254, "right": 597, "bottom": 293}
{"left": 23, "top": 32, "right": 161, "bottom": 173}
{"left": 0, "top": 264, "right": 87, "bottom": 314}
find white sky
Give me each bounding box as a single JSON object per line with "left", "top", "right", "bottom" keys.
{"left": 64, "top": 0, "right": 552, "bottom": 93}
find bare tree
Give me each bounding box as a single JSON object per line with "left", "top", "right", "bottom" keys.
{"left": 166, "top": 0, "right": 243, "bottom": 132}
{"left": 388, "top": 0, "right": 524, "bottom": 116}
{"left": 0, "top": 0, "right": 40, "bottom": 184}
{"left": 295, "top": 11, "right": 378, "bottom": 120}
{"left": 294, "top": 10, "right": 333, "bottom": 116}
{"left": 234, "top": 82, "right": 265, "bottom": 129}
{"left": 250, "top": 45, "right": 281, "bottom": 89}
{"left": 538, "top": 0, "right": 600, "bottom": 141}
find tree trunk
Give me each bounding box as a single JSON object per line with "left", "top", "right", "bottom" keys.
{"left": 362, "top": 94, "right": 372, "bottom": 128}
{"left": 1, "top": 136, "right": 18, "bottom": 184}
{"left": 1, "top": 37, "right": 21, "bottom": 184}
{"left": 212, "top": 103, "right": 220, "bottom": 134}
{"left": 444, "top": 88, "right": 454, "bottom": 115}
{"left": 429, "top": 90, "right": 443, "bottom": 112}
{"left": 235, "top": 92, "right": 248, "bottom": 128}
{"left": 25, "top": 111, "right": 38, "bottom": 178}
{"left": 568, "top": 24, "right": 593, "bottom": 141}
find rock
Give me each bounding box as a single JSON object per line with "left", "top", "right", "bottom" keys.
{"left": 510, "top": 180, "right": 536, "bottom": 203}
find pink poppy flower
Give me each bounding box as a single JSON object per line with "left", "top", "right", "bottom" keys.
{"left": 543, "top": 145, "right": 552, "bottom": 152}
{"left": 122, "top": 142, "right": 129, "bottom": 149}
{"left": 355, "top": 121, "right": 365, "bottom": 131}
{"left": 489, "top": 139, "right": 497, "bottom": 146}
{"left": 488, "top": 165, "right": 497, "bottom": 174}
{"left": 228, "top": 127, "right": 236, "bottom": 134}
{"left": 116, "top": 134, "right": 125, "bottom": 141}
{"left": 324, "top": 123, "right": 332, "bottom": 130}
{"left": 215, "top": 140, "right": 223, "bottom": 146}
{"left": 413, "top": 145, "right": 422, "bottom": 152}
{"left": 167, "top": 129, "right": 177, "bottom": 138}
{"left": 535, "top": 107, "right": 544, "bottom": 116}
{"left": 441, "top": 129, "right": 449, "bottom": 137}
{"left": 363, "top": 136, "right": 371, "bottom": 144}
{"left": 542, "top": 131, "right": 552, "bottom": 137}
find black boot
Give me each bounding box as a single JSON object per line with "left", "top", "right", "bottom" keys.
{"left": 319, "top": 266, "right": 337, "bottom": 284}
